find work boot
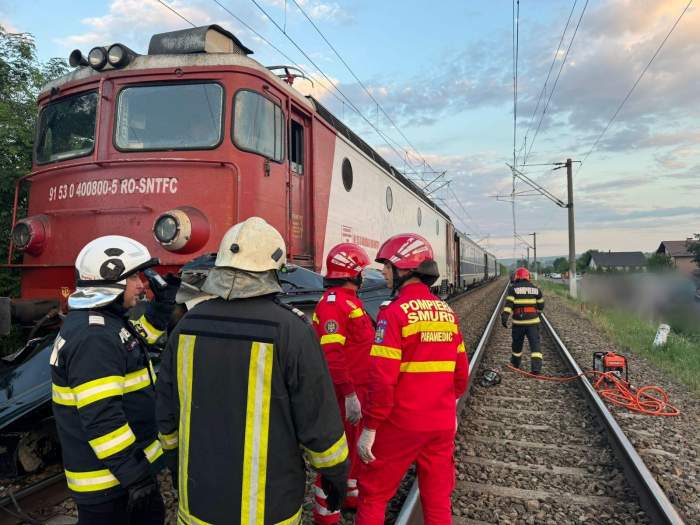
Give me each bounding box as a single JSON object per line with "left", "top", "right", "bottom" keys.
{"left": 510, "top": 356, "right": 521, "bottom": 369}
{"left": 531, "top": 360, "right": 542, "bottom": 375}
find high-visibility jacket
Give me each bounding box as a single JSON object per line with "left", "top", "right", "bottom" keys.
{"left": 156, "top": 296, "right": 348, "bottom": 525}
{"left": 503, "top": 279, "right": 544, "bottom": 325}
{"left": 312, "top": 287, "right": 375, "bottom": 396}
{"left": 363, "top": 282, "right": 468, "bottom": 432}
{"left": 50, "top": 302, "right": 166, "bottom": 505}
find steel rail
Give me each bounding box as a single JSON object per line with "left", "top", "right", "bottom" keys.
{"left": 540, "top": 314, "right": 685, "bottom": 525}
{"left": 395, "top": 282, "right": 509, "bottom": 525}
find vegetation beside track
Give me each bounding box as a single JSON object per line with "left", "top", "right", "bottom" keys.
{"left": 539, "top": 279, "right": 700, "bottom": 393}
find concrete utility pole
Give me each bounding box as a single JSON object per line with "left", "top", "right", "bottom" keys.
{"left": 530, "top": 232, "right": 537, "bottom": 280}
{"left": 527, "top": 247, "right": 530, "bottom": 267}
{"left": 566, "top": 158, "right": 577, "bottom": 298}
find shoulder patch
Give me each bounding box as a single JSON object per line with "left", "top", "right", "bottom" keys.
{"left": 88, "top": 314, "right": 105, "bottom": 326}
{"left": 324, "top": 319, "right": 339, "bottom": 334}
{"left": 374, "top": 319, "right": 388, "bottom": 343}
{"left": 327, "top": 293, "right": 336, "bottom": 303}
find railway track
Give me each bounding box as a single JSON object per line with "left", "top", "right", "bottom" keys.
{"left": 397, "top": 285, "right": 687, "bottom": 525}
{"left": 0, "top": 472, "right": 69, "bottom": 525}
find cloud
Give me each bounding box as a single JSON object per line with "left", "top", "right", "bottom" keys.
{"left": 57, "top": 0, "right": 243, "bottom": 54}
{"left": 262, "top": 0, "right": 351, "bottom": 22}
{"left": 520, "top": 0, "right": 700, "bottom": 149}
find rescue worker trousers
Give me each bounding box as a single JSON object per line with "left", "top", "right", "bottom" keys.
{"left": 77, "top": 492, "right": 165, "bottom": 525}
{"left": 314, "top": 385, "right": 368, "bottom": 524}
{"left": 356, "top": 420, "right": 455, "bottom": 525}
{"left": 511, "top": 324, "right": 542, "bottom": 373}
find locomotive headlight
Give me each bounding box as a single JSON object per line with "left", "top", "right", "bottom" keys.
{"left": 154, "top": 214, "right": 178, "bottom": 244}
{"left": 88, "top": 47, "right": 108, "bottom": 70}
{"left": 153, "top": 207, "right": 209, "bottom": 254}
{"left": 12, "top": 223, "right": 31, "bottom": 249}
{"left": 107, "top": 43, "right": 137, "bottom": 68}
{"left": 12, "top": 216, "right": 49, "bottom": 256}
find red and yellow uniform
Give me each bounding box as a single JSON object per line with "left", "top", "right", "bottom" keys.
{"left": 312, "top": 287, "right": 374, "bottom": 522}
{"left": 357, "top": 282, "right": 468, "bottom": 525}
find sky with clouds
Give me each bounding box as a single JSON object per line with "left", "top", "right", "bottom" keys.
{"left": 1, "top": 0, "right": 698, "bottom": 258}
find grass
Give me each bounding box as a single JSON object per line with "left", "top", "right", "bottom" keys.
{"left": 538, "top": 278, "right": 700, "bottom": 394}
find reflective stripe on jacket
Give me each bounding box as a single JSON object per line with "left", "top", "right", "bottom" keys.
{"left": 312, "top": 287, "right": 375, "bottom": 396}
{"left": 50, "top": 304, "right": 164, "bottom": 505}
{"left": 363, "top": 282, "right": 468, "bottom": 432}
{"left": 156, "top": 296, "right": 347, "bottom": 525}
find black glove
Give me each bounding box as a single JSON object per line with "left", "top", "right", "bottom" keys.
{"left": 501, "top": 312, "right": 509, "bottom": 328}
{"left": 322, "top": 471, "right": 347, "bottom": 512}
{"left": 127, "top": 475, "right": 159, "bottom": 516}
{"left": 146, "top": 271, "right": 181, "bottom": 305}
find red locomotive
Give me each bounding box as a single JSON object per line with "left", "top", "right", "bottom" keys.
{"left": 2, "top": 24, "right": 498, "bottom": 335}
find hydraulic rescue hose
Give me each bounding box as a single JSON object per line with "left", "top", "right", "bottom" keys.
{"left": 506, "top": 365, "right": 680, "bottom": 417}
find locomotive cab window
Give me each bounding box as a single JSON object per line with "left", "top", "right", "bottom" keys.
{"left": 115, "top": 83, "right": 223, "bottom": 150}
{"left": 35, "top": 91, "right": 98, "bottom": 164}
{"left": 290, "top": 120, "right": 304, "bottom": 174}
{"left": 233, "top": 90, "right": 284, "bottom": 161}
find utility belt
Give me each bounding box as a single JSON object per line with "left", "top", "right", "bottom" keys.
{"left": 514, "top": 306, "right": 538, "bottom": 315}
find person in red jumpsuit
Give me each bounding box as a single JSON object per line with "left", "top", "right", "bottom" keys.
{"left": 312, "top": 243, "right": 375, "bottom": 524}
{"left": 356, "top": 233, "right": 469, "bottom": 525}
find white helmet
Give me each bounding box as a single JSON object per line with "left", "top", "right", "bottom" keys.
{"left": 214, "top": 217, "right": 286, "bottom": 272}
{"left": 68, "top": 235, "right": 159, "bottom": 309}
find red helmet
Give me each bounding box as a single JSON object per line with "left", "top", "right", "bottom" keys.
{"left": 514, "top": 267, "right": 530, "bottom": 281}
{"left": 375, "top": 233, "right": 434, "bottom": 270}
{"left": 325, "top": 243, "right": 371, "bottom": 279}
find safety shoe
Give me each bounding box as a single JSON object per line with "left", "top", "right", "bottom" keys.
{"left": 510, "top": 357, "right": 521, "bottom": 369}
{"left": 530, "top": 369, "right": 540, "bottom": 375}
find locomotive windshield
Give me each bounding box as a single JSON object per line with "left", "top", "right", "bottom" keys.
{"left": 233, "top": 90, "right": 284, "bottom": 161}
{"left": 35, "top": 91, "right": 98, "bottom": 164}
{"left": 115, "top": 82, "right": 223, "bottom": 150}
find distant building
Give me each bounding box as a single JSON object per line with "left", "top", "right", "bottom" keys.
{"left": 656, "top": 240, "right": 697, "bottom": 274}
{"left": 588, "top": 251, "right": 647, "bottom": 272}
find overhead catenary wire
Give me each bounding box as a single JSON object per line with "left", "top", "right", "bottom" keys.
{"left": 522, "top": 0, "right": 589, "bottom": 165}
{"left": 247, "top": 0, "right": 437, "bottom": 185}
{"left": 577, "top": 0, "right": 694, "bottom": 173}
{"left": 155, "top": 0, "right": 196, "bottom": 26}
{"left": 288, "top": 0, "right": 441, "bottom": 187}
{"left": 517, "top": 0, "right": 578, "bottom": 166}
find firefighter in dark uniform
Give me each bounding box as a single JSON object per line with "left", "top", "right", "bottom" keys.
{"left": 501, "top": 267, "right": 544, "bottom": 373}
{"left": 155, "top": 216, "right": 349, "bottom": 525}
{"left": 50, "top": 235, "right": 178, "bottom": 525}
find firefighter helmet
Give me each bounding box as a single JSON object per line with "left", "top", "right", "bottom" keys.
{"left": 514, "top": 267, "right": 530, "bottom": 281}
{"left": 375, "top": 233, "right": 437, "bottom": 276}
{"left": 214, "top": 217, "right": 286, "bottom": 272}
{"left": 325, "top": 243, "right": 371, "bottom": 279}
{"left": 68, "top": 235, "right": 159, "bottom": 309}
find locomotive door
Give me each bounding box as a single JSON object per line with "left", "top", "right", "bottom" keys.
{"left": 288, "top": 105, "right": 313, "bottom": 266}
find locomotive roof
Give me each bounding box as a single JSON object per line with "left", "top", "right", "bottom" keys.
{"left": 40, "top": 52, "right": 313, "bottom": 112}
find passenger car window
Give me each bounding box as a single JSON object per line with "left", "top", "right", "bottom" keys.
{"left": 233, "top": 90, "right": 284, "bottom": 161}
{"left": 35, "top": 91, "right": 98, "bottom": 164}
{"left": 115, "top": 83, "right": 223, "bottom": 150}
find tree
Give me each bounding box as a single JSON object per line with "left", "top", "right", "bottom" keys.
{"left": 687, "top": 234, "right": 700, "bottom": 269}
{"left": 576, "top": 249, "right": 598, "bottom": 273}
{"left": 0, "top": 26, "right": 67, "bottom": 295}
{"left": 552, "top": 257, "right": 568, "bottom": 273}
{"left": 647, "top": 253, "right": 674, "bottom": 272}
{"left": 516, "top": 258, "right": 529, "bottom": 269}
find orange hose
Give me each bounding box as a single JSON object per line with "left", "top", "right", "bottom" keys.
{"left": 506, "top": 365, "right": 680, "bottom": 416}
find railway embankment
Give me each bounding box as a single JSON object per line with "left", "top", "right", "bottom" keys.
{"left": 540, "top": 289, "right": 700, "bottom": 524}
